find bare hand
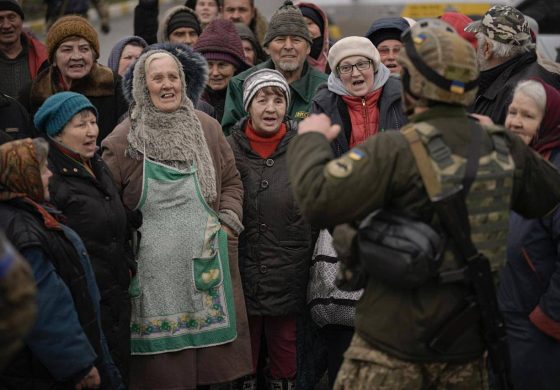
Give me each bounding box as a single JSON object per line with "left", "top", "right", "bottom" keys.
{"left": 75, "top": 367, "right": 100, "bottom": 390}
{"left": 223, "top": 225, "right": 234, "bottom": 238}
{"left": 298, "top": 114, "right": 341, "bottom": 141}
{"left": 469, "top": 113, "right": 494, "bottom": 126}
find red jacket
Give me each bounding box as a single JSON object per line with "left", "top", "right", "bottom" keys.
{"left": 23, "top": 32, "right": 48, "bottom": 79}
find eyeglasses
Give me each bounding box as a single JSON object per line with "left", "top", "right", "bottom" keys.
{"left": 377, "top": 46, "right": 402, "bottom": 56}
{"left": 337, "top": 60, "right": 372, "bottom": 75}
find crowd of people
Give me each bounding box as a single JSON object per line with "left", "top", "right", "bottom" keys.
{"left": 0, "top": 0, "right": 560, "bottom": 389}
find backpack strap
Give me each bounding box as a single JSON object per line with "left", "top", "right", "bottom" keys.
{"left": 402, "top": 124, "right": 442, "bottom": 200}
{"left": 486, "top": 126, "right": 510, "bottom": 164}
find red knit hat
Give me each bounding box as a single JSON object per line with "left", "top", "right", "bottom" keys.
{"left": 193, "top": 19, "right": 250, "bottom": 72}
{"left": 440, "top": 12, "right": 477, "bottom": 49}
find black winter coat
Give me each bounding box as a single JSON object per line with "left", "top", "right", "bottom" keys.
{"left": 227, "top": 119, "right": 313, "bottom": 316}
{"left": 47, "top": 142, "right": 131, "bottom": 380}
{"left": 471, "top": 51, "right": 560, "bottom": 124}
{"left": 311, "top": 76, "right": 407, "bottom": 157}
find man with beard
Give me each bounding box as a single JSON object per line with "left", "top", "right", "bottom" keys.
{"left": 221, "top": 0, "right": 327, "bottom": 135}
{"left": 467, "top": 4, "right": 560, "bottom": 124}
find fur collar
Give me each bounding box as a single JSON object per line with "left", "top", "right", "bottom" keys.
{"left": 31, "top": 63, "right": 115, "bottom": 106}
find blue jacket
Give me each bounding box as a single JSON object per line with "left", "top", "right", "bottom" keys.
{"left": 499, "top": 149, "right": 560, "bottom": 340}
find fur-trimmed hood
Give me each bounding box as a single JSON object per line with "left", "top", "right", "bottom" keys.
{"left": 157, "top": 5, "right": 200, "bottom": 44}
{"left": 122, "top": 42, "right": 208, "bottom": 106}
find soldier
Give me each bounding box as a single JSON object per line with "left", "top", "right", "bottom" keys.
{"left": 287, "top": 19, "right": 560, "bottom": 389}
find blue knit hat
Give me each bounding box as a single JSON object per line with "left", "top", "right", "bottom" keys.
{"left": 34, "top": 92, "right": 98, "bottom": 137}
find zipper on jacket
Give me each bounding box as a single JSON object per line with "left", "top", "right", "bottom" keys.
{"left": 362, "top": 97, "right": 370, "bottom": 134}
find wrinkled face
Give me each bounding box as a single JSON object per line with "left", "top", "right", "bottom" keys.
{"left": 169, "top": 27, "right": 199, "bottom": 46}
{"left": 146, "top": 56, "right": 183, "bottom": 113}
{"left": 505, "top": 91, "right": 544, "bottom": 145}
{"left": 118, "top": 44, "right": 143, "bottom": 76}
{"left": 377, "top": 39, "right": 402, "bottom": 74}
{"left": 208, "top": 60, "right": 236, "bottom": 91}
{"left": 57, "top": 110, "right": 99, "bottom": 159}
{"left": 40, "top": 162, "right": 53, "bottom": 202}
{"left": 266, "top": 36, "right": 310, "bottom": 74}
{"left": 241, "top": 39, "right": 255, "bottom": 65}
{"left": 223, "top": 0, "right": 254, "bottom": 25}
{"left": 338, "top": 55, "right": 374, "bottom": 97}
{"left": 195, "top": 0, "right": 220, "bottom": 25}
{"left": 0, "top": 10, "right": 22, "bottom": 47}
{"left": 304, "top": 16, "right": 321, "bottom": 39}
{"left": 54, "top": 37, "right": 95, "bottom": 84}
{"left": 248, "top": 88, "right": 287, "bottom": 136}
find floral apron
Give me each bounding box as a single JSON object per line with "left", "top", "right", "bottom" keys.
{"left": 129, "top": 156, "right": 236, "bottom": 355}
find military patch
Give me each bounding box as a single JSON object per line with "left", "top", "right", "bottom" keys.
{"left": 348, "top": 148, "right": 366, "bottom": 161}
{"left": 294, "top": 111, "right": 310, "bottom": 120}
{"left": 326, "top": 157, "right": 353, "bottom": 178}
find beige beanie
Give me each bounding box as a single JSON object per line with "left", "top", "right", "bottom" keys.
{"left": 328, "top": 36, "right": 381, "bottom": 75}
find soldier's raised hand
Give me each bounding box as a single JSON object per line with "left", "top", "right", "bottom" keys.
{"left": 298, "top": 114, "right": 341, "bottom": 141}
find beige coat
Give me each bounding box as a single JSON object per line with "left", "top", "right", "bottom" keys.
{"left": 101, "top": 111, "right": 252, "bottom": 388}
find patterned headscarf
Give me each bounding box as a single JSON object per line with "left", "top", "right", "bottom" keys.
{"left": 0, "top": 139, "right": 44, "bottom": 203}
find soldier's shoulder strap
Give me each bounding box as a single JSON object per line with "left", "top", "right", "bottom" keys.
{"left": 483, "top": 124, "right": 511, "bottom": 164}
{"left": 401, "top": 123, "right": 442, "bottom": 200}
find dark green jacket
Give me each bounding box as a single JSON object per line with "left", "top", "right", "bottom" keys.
{"left": 221, "top": 59, "right": 327, "bottom": 135}
{"left": 287, "top": 105, "right": 560, "bottom": 363}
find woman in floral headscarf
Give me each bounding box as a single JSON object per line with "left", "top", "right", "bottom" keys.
{"left": 0, "top": 138, "right": 122, "bottom": 389}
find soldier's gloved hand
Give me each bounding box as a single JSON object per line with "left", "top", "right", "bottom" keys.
{"left": 298, "top": 113, "right": 341, "bottom": 141}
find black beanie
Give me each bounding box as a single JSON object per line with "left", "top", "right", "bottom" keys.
{"left": 263, "top": 1, "right": 312, "bottom": 47}
{"left": 0, "top": 0, "right": 24, "bottom": 19}
{"left": 369, "top": 28, "right": 402, "bottom": 47}
{"left": 300, "top": 6, "right": 323, "bottom": 35}
{"left": 167, "top": 10, "right": 201, "bottom": 37}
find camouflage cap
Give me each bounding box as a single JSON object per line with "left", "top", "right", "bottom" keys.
{"left": 465, "top": 5, "right": 531, "bottom": 46}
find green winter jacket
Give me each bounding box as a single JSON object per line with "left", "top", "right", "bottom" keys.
{"left": 221, "top": 59, "right": 327, "bottom": 135}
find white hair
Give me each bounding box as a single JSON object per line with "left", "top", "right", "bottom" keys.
{"left": 476, "top": 32, "right": 534, "bottom": 61}
{"left": 513, "top": 79, "right": 546, "bottom": 114}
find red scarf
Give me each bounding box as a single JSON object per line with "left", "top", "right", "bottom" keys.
{"left": 342, "top": 88, "right": 383, "bottom": 147}
{"left": 244, "top": 120, "right": 287, "bottom": 158}
{"left": 529, "top": 78, "right": 560, "bottom": 159}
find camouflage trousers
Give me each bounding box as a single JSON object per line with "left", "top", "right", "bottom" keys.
{"left": 334, "top": 333, "right": 488, "bottom": 390}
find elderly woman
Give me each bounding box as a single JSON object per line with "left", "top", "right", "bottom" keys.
{"left": 194, "top": 19, "right": 250, "bottom": 122}
{"left": 498, "top": 78, "right": 560, "bottom": 389}
{"left": 234, "top": 22, "right": 268, "bottom": 66}
{"left": 33, "top": 92, "right": 132, "bottom": 383}
{"left": 227, "top": 69, "right": 313, "bottom": 389}
{"left": 19, "top": 15, "right": 128, "bottom": 144}
{"left": 0, "top": 138, "right": 122, "bottom": 389}
{"left": 101, "top": 49, "right": 252, "bottom": 389}
{"left": 311, "top": 36, "right": 406, "bottom": 156}
{"left": 108, "top": 36, "right": 148, "bottom": 77}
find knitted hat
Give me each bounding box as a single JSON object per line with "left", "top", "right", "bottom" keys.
{"left": 263, "top": 0, "right": 312, "bottom": 47}
{"left": 167, "top": 7, "right": 201, "bottom": 37}
{"left": 365, "top": 17, "right": 409, "bottom": 47}
{"left": 46, "top": 15, "right": 100, "bottom": 62}
{"left": 328, "top": 36, "right": 381, "bottom": 74}
{"left": 107, "top": 36, "right": 148, "bottom": 74}
{"left": 193, "top": 19, "right": 250, "bottom": 71}
{"left": 34, "top": 92, "right": 98, "bottom": 137}
{"left": 0, "top": 0, "right": 24, "bottom": 19}
{"left": 242, "top": 69, "right": 290, "bottom": 112}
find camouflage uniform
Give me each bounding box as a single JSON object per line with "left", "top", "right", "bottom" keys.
{"left": 288, "top": 19, "right": 560, "bottom": 389}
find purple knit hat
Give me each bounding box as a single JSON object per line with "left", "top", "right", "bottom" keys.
{"left": 193, "top": 19, "right": 250, "bottom": 72}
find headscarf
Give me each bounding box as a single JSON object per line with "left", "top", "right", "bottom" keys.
{"left": 530, "top": 78, "right": 560, "bottom": 157}
{"left": 0, "top": 139, "right": 60, "bottom": 229}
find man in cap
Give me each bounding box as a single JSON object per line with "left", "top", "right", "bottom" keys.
{"left": 287, "top": 18, "right": 560, "bottom": 389}
{"left": 365, "top": 17, "right": 409, "bottom": 74}
{"left": 467, "top": 4, "right": 560, "bottom": 124}
{"left": 221, "top": 0, "right": 327, "bottom": 135}
{"left": 222, "top": 0, "right": 268, "bottom": 45}
{"left": 157, "top": 5, "right": 202, "bottom": 47}
{"left": 0, "top": 0, "right": 47, "bottom": 98}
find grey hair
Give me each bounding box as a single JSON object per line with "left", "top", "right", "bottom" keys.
{"left": 513, "top": 79, "right": 546, "bottom": 114}
{"left": 476, "top": 32, "right": 534, "bottom": 61}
